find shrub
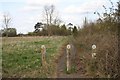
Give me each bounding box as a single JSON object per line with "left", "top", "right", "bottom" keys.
{"left": 2, "top": 28, "right": 17, "bottom": 37}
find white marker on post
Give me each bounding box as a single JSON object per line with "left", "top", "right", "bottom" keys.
{"left": 92, "top": 44, "right": 96, "bottom": 49}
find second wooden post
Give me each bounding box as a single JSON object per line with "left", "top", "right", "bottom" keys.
{"left": 66, "top": 44, "right": 71, "bottom": 73}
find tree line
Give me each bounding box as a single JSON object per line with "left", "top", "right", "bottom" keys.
{"left": 27, "top": 22, "right": 77, "bottom": 36}
{"left": 29, "top": 5, "right": 78, "bottom": 36}
{"left": 0, "top": 5, "right": 78, "bottom": 37}
{"left": 0, "top": 13, "right": 17, "bottom": 37}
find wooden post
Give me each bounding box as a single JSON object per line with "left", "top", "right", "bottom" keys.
{"left": 92, "top": 44, "right": 97, "bottom": 59}
{"left": 41, "top": 45, "right": 46, "bottom": 66}
{"left": 66, "top": 44, "right": 71, "bottom": 72}
{"left": 91, "top": 44, "right": 97, "bottom": 77}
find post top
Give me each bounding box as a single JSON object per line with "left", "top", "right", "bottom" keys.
{"left": 41, "top": 45, "right": 46, "bottom": 49}
{"left": 67, "top": 44, "right": 71, "bottom": 49}
{"left": 92, "top": 44, "right": 96, "bottom": 49}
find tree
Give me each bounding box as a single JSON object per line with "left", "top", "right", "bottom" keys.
{"left": 2, "top": 28, "right": 17, "bottom": 37}
{"left": 116, "top": 1, "right": 120, "bottom": 23}
{"left": 73, "top": 26, "right": 78, "bottom": 37}
{"left": 42, "top": 5, "right": 59, "bottom": 36}
{"left": 67, "top": 23, "right": 73, "bottom": 35}
{"left": 60, "top": 24, "right": 67, "bottom": 35}
{"left": 7, "top": 28, "right": 17, "bottom": 37}
{"left": 2, "top": 12, "right": 11, "bottom": 37}
{"left": 34, "top": 22, "right": 44, "bottom": 33}
{"left": 83, "top": 17, "right": 88, "bottom": 28}
{"left": 53, "top": 16, "right": 62, "bottom": 25}
{"left": 43, "top": 5, "right": 56, "bottom": 25}
{"left": 34, "top": 22, "right": 43, "bottom": 29}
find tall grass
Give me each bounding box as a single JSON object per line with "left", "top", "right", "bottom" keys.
{"left": 73, "top": 22, "right": 118, "bottom": 77}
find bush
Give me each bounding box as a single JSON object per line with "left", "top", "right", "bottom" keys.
{"left": 1, "top": 28, "right": 17, "bottom": 37}
{"left": 72, "top": 1, "right": 119, "bottom": 77}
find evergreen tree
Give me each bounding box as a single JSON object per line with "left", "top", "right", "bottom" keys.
{"left": 73, "top": 26, "right": 78, "bottom": 37}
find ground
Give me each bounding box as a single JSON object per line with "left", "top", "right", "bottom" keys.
{"left": 2, "top": 36, "right": 88, "bottom": 78}
{"left": 56, "top": 43, "right": 87, "bottom": 78}
{"left": 2, "top": 36, "right": 67, "bottom": 78}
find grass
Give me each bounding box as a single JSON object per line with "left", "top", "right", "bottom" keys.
{"left": 64, "top": 64, "right": 77, "bottom": 74}
{"left": 2, "top": 36, "right": 67, "bottom": 78}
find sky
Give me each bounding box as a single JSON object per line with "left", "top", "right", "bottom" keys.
{"left": 0, "top": 0, "right": 118, "bottom": 34}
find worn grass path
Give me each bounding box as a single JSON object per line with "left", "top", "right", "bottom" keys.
{"left": 56, "top": 43, "right": 86, "bottom": 78}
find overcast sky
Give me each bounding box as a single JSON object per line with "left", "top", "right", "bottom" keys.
{"left": 0, "top": 0, "right": 118, "bottom": 34}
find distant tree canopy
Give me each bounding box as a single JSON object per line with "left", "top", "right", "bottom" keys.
{"left": 31, "top": 5, "right": 78, "bottom": 36}
{"left": 2, "top": 12, "right": 12, "bottom": 37}
{"left": 34, "top": 22, "right": 43, "bottom": 33}
{"left": 1, "top": 28, "right": 17, "bottom": 37}
{"left": 33, "top": 23, "right": 73, "bottom": 36}
{"left": 42, "top": 5, "right": 61, "bottom": 26}
{"left": 73, "top": 26, "right": 78, "bottom": 37}
{"left": 34, "top": 22, "right": 43, "bottom": 29}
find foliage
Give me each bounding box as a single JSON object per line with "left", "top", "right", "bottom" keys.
{"left": 34, "top": 22, "right": 43, "bottom": 29}
{"left": 28, "top": 32, "right": 36, "bottom": 36}
{"left": 72, "top": 0, "right": 119, "bottom": 78}
{"left": 2, "top": 12, "right": 12, "bottom": 37}
{"left": 73, "top": 26, "right": 78, "bottom": 37}
{"left": 33, "top": 23, "right": 71, "bottom": 36}
{"left": 31, "top": 5, "right": 74, "bottom": 36}
{"left": 1, "top": 28, "right": 17, "bottom": 37}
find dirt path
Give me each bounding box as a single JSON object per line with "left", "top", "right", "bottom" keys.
{"left": 56, "top": 43, "right": 86, "bottom": 78}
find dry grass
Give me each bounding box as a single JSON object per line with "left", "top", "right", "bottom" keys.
{"left": 73, "top": 28, "right": 118, "bottom": 78}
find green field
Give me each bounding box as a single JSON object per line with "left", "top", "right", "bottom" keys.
{"left": 2, "top": 36, "right": 67, "bottom": 78}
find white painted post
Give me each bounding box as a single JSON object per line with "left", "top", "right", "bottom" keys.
{"left": 41, "top": 45, "right": 46, "bottom": 66}
{"left": 92, "top": 44, "right": 97, "bottom": 59}
{"left": 91, "top": 44, "right": 98, "bottom": 77}
{"left": 66, "top": 44, "right": 71, "bottom": 72}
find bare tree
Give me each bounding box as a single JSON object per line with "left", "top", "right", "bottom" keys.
{"left": 3, "top": 13, "right": 11, "bottom": 29}
{"left": 49, "top": 5, "right": 55, "bottom": 25}
{"left": 3, "top": 12, "right": 11, "bottom": 37}
{"left": 42, "top": 5, "right": 61, "bottom": 36}
{"left": 53, "top": 14, "right": 62, "bottom": 25}
{"left": 44, "top": 5, "right": 49, "bottom": 25}
{"left": 42, "top": 5, "right": 61, "bottom": 25}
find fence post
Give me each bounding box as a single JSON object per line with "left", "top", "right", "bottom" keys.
{"left": 92, "top": 44, "right": 97, "bottom": 59}
{"left": 41, "top": 45, "right": 46, "bottom": 66}
{"left": 66, "top": 44, "right": 71, "bottom": 72}
{"left": 91, "top": 44, "right": 98, "bottom": 77}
